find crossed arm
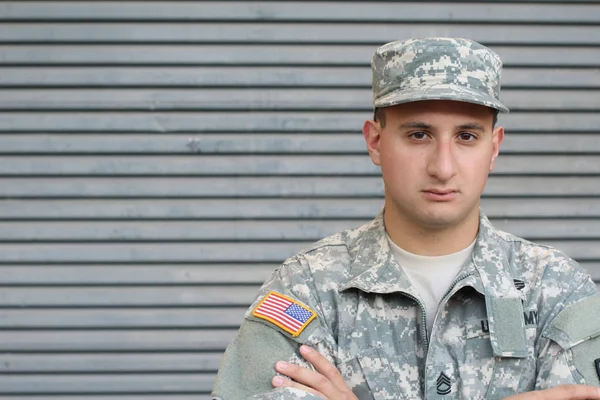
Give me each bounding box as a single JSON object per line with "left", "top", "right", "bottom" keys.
{"left": 272, "top": 345, "right": 600, "bottom": 400}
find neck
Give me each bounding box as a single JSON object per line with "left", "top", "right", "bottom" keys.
{"left": 383, "top": 201, "right": 480, "bottom": 256}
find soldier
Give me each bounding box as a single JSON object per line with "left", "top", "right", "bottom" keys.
{"left": 212, "top": 37, "right": 600, "bottom": 399}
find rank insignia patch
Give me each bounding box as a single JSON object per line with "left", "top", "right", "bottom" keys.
{"left": 252, "top": 291, "right": 316, "bottom": 337}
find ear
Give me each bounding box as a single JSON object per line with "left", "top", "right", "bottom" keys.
{"left": 362, "top": 119, "right": 382, "bottom": 166}
{"left": 489, "top": 126, "right": 505, "bottom": 171}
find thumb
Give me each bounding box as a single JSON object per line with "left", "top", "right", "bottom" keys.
{"left": 504, "top": 385, "right": 600, "bottom": 400}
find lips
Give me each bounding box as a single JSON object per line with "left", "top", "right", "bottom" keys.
{"left": 422, "top": 189, "right": 458, "bottom": 201}
{"left": 424, "top": 189, "right": 457, "bottom": 195}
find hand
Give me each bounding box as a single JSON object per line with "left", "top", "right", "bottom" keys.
{"left": 503, "top": 385, "right": 600, "bottom": 400}
{"left": 272, "top": 345, "right": 357, "bottom": 400}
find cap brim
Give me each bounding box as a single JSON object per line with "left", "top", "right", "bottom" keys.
{"left": 374, "top": 84, "right": 509, "bottom": 113}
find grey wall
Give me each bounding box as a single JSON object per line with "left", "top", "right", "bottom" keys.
{"left": 0, "top": 1, "right": 599, "bottom": 398}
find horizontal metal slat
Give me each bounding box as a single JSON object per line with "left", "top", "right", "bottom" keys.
{"left": 0, "top": 286, "right": 258, "bottom": 307}
{"left": 0, "top": 89, "right": 597, "bottom": 111}
{"left": 0, "top": 45, "right": 598, "bottom": 66}
{"left": 0, "top": 220, "right": 360, "bottom": 241}
{"left": 2, "top": 176, "right": 600, "bottom": 197}
{"left": 0, "top": 352, "right": 222, "bottom": 372}
{"left": 0, "top": 373, "right": 214, "bottom": 394}
{"left": 2, "top": 23, "right": 600, "bottom": 45}
{"left": 0, "top": 2, "right": 598, "bottom": 22}
{"left": 1, "top": 154, "right": 600, "bottom": 175}
{"left": 0, "top": 264, "right": 276, "bottom": 285}
{"left": 3, "top": 219, "right": 600, "bottom": 241}
{"left": 0, "top": 112, "right": 598, "bottom": 132}
{"left": 0, "top": 154, "right": 375, "bottom": 175}
{"left": 0, "top": 308, "right": 247, "bottom": 328}
{"left": 0, "top": 329, "right": 236, "bottom": 351}
{"left": 0, "top": 242, "right": 307, "bottom": 263}
{"left": 1, "top": 133, "right": 599, "bottom": 154}
{"left": 0, "top": 133, "right": 369, "bottom": 154}
{"left": 0, "top": 67, "right": 597, "bottom": 88}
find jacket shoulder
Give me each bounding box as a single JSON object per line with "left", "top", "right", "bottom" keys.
{"left": 494, "top": 228, "right": 599, "bottom": 332}
{"left": 495, "top": 227, "right": 582, "bottom": 276}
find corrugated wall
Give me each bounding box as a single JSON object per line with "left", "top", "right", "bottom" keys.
{"left": 0, "top": 1, "right": 599, "bottom": 398}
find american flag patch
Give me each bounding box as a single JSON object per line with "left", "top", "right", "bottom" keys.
{"left": 252, "top": 291, "right": 316, "bottom": 337}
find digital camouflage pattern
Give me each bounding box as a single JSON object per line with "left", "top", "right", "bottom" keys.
{"left": 212, "top": 212, "right": 600, "bottom": 399}
{"left": 372, "top": 37, "right": 509, "bottom": 113}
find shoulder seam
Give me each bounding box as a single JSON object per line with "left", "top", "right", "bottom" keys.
{"left": 302, "top": 241, "right": 347, "bottom": 255}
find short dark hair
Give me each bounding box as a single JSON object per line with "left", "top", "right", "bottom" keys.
{"left": 373, "top": 107, "right": 499, "bottom": 128}
{"left": 373, "top": 108, "right": 387, "bottom": 128}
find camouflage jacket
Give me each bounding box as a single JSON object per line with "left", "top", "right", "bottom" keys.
{"left": 212, "top": 212, "right": 600, "bottom": 399}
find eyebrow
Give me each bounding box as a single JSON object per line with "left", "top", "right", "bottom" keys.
{"left": 399, "top": 122, "right": 433, "bottom": 130}
{"left": 398, "top": 122, "right": 486, "bottom": 131}
{"left": 456, "top": 123, "right": 486, "bottom": 131}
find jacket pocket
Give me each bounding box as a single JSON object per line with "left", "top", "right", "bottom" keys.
{"left": 338, "top": 347, "right": 406, "bottom": 400}
{"left": 464, "top": 317, "right": 494, "bottom": 359}
{"left": 452, "top": 318, "right": 496, "bottom": 399}
{"left": 484, "top": 324, "right": 537, "bottom": 399}
{"left": 458, "top": 318, "right": 535, "bottom": 399}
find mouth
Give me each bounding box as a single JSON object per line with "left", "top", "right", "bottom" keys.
{"left": 424, "top": 189, "right": 456, "bottom": 195}
{"left": 422, "top": 189, "right": 458, "bottom": 201}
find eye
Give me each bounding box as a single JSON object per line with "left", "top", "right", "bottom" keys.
{"left": 458, "top": 132, "right": 477, "bottom": 141}
{"left": 409, "top": 131, "right": 429, "bottom": 140}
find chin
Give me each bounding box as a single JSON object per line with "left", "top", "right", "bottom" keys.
{"left": 418, "top": 216, "right": 459, "bottom": 229}
{"left": 416, "top": 209, "right": 469, "bottom": 228}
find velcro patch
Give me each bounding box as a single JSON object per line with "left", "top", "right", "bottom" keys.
{"left": 252, "top": 291, "right": 316, "bottom": 337}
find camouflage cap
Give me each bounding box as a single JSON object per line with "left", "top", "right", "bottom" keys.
{"left": 372, "top": 37, "right": 509, "bottom": 113}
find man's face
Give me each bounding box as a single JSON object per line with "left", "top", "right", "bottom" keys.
{"left": 363, "top": 100, "right": 504, "bottom": 230}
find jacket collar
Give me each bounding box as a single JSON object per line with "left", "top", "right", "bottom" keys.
{"left": 338, "top": 209, "right": 527, "bottom": 357}
{"left": 338, "top": 210, "right": 415, "bottom": 296}
{"left": 338, "top": 210, "right": 487, "bottom": 294}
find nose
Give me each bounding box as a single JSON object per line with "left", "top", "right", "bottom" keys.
{"left": 426, "top": 139, "right": 457, "bottom": 181}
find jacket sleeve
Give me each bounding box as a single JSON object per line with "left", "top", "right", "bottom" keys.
{"left": 212, "top": 258, "right": 337, "bottom": 400}
{"left": 535, "top": 275, "right": 600, "bottom": 389}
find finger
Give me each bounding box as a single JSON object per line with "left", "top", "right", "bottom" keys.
{"left": 275, "top": 360, "right": 338, "bottom": 398}
{"left": 504, "top": 385, "right": 600, "bottom": 400}
{"left": 545, "top": 384, "right": 600, "bottom": 400}
{"left": 299, "top": 345, "right": 349, "bottom": 392}
{"left": 272, "top": 374, "right": 326, "bottom": 399}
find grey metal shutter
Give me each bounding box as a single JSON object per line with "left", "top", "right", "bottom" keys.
{"left": 0, "top": 1, "right": 598, "bottom": 398}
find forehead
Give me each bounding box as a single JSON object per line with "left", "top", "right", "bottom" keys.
{"left": 385, "top": 100, "right": 496, "bottom": 121}
{"left": 377, "top": 100, "right": 497, "bottom": 127}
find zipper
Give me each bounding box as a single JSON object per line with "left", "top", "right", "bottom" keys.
{"left": 391, "top": 274, "right": 474, "bottom": 360}
{"left": 426, "top": 273, "right": 474, "bottom": 359}
{"left": 401, "top": 292, "right": 429, "bottom": 349}
{"left": 439, "top": 273, "right": 474, "bottom": 307}
{"left": 419, "top": 272, "right": 474, "bottom": 398}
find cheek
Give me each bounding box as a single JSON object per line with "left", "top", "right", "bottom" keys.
{"left": 380, "top": 145, "right": 413, "bottom": 172}
{"left": 380, "top": 149, "right": 422, "bottom": 189}
{"left": 461, "top": 153, "right": 494, "bottom": 183}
